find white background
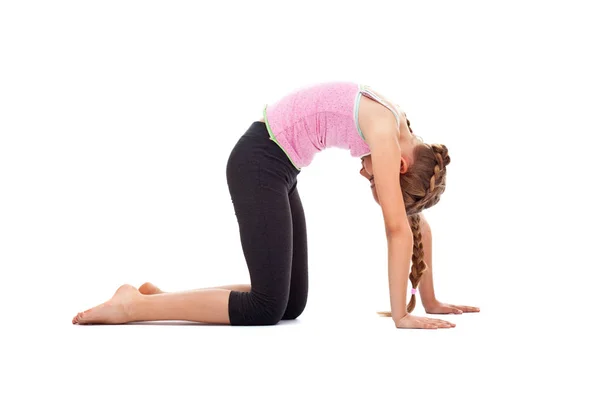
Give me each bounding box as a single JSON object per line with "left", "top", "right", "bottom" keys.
{"left": 1, "top": 0, "right": 598, "bottom": 398}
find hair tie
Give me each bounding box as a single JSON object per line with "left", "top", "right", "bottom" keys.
{"left": 411, "top": 288, "right": 417, "bottom": 295}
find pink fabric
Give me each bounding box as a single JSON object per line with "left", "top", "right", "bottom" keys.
{"left": 264, "top": 81, "right": 371, "bottom": 170}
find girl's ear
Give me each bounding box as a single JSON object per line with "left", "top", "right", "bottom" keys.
{"left": 400, "top": 157, "right": 408, "bottom": 174}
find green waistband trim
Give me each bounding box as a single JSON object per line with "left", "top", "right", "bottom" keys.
{"left": 263, "top": 104, "right": 302, "bottom": 171}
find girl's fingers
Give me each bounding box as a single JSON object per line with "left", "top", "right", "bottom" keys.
{"left": 417, "top": 320, "right": 438, "bottom": 329}
{"left": 441, "top": 307, "right": 459, "bottom": 314}
{"left": 398, "top": 316, "right": 456, "bottom": 329}
{"left": 430, "top": 305, "right": 460, "bottom": 314}
{"left": 425, "top": 317, "right": 452, "bottom": 324}
{"left": 453, "top": 305, "right": 480, "bottom": 312}
{"left": 425, "top": 317, "right": 455, "bottom": 328}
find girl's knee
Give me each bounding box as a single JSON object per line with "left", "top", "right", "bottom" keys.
{"left": 229, "top": 290, "right": 288, "bottom": 326}
{"left": 282, "top": 301, "right": 306, "bottom": 320}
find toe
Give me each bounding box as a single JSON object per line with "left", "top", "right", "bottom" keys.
{"left": 78, "top": 312, "right": 87, "bottom": 324}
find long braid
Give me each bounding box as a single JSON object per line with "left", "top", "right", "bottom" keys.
{"left": 406, "top": 213, "right": 427, "bottom": 312}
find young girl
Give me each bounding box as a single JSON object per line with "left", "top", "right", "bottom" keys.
{"left": 72, "top": 81, "right": 479, "bottom": 329}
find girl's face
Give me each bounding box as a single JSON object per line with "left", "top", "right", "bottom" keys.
{"left": 360, "top": 156, "right": 380, "bottom": 205}
{"left": 360, "top": 157, "right": 374, "bottom": 182}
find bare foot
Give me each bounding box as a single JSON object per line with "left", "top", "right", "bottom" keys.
{"left": 138, "top": 282, "right": 164, "bottom": 295}
{"left": 72, "top": 284, "right": 141, "bottom": 325}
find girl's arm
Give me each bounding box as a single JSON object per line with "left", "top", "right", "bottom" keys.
{"left": 361, "top": 107, "right": 453, "bottom": 329}
{"left": 418, "top": 214, "right": 480, "bottom": 314}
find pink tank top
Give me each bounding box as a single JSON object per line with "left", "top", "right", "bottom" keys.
{"left": 263, "top": 81, "right": 402, "bottom": 170}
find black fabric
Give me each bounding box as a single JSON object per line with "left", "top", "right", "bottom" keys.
{"left": 226, "top": 121, "right": 308, "bottom": 325}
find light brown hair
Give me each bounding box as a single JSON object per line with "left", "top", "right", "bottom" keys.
{"left": 378, "top": 118, "right": 451, "bottom": 316}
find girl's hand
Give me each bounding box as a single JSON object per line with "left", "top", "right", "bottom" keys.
{"left": 424, "top": 300, "right": 480, "bottom": 314}
{"left": 394, "top": 313, "right": 455, "bottom": 329}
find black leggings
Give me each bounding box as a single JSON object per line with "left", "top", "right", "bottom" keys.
{"left": 226, "top": 121, "right": 308, "bottom": 326}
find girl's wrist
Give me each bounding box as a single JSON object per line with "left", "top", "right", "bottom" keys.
{"left": 393, "top": 312, "right": 408, "bottom": 326}
{"left": 421, "top": 297, "right": 439, "bottom": 310}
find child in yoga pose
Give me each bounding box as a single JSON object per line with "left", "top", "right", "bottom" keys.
{"left": 72, "top": 81, "right": 479, "bottom": 329}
